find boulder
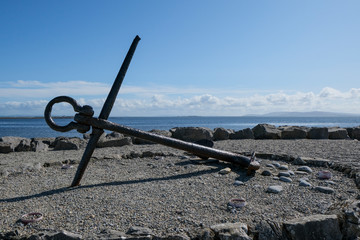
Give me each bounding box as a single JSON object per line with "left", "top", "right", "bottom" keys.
{"left": 31, "top": 140, "right": 48, "bottom": 152}
{"left": 53, "top": 137, "right": 86, "bottom": 150}
{"left": 0, "top": 136, "right": 26, "bottom": 152}
{"left": 279, "top": 126, "right": 307, "bottom": 139}
{"left": 346, "top": 127, "right": 360, "bottom": 140}
{"left": 97, "top": 137, "right": 132, "bottom": 148}
{"left": 283, "top": 214, "right": 342, "bottom": 240}
{"left": 342, "top": 200, "right": 360, "bottom": 240}
{"left": 210, "top": 222, "right": 251, "bottom": 240}
{"left": 229, "top": 128, "right": 254, "bottom": 139}
{"left": 15, "top": 138, "right": 32, "bottom": 152}
{"left": 213, "top": 128, "right": 231, "bottom": 140}
{"left": 32, "top": 137, "right": 56, "bottom": 147}
{"left": 132, "top": 129, "right": 172, "bottom": 144}
{"left": 0, "top": 142, "right": 13, "bottom": 153}
{"left": 328, "top": 127, "right": 349, "bottom": 139}
{"left": 252, "top": 124, "right": 280, "bottom": 139}
{"left": 307, "top": 127, "right": 329, "bottom": 139}
{"left": 170, "top": 127, "right": 213, "bottom": 142}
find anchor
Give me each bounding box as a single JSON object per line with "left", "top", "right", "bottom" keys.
{"left": 44, "top": 35, "right": 260, "bottom": 187}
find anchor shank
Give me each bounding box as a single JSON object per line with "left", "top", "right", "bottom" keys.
{"left": 75, "top": 115, "right": 251, "bottom": 167}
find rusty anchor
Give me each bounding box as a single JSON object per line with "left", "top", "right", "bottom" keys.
{"left": 44, "top": 35, "right": 260, "bottom": 187}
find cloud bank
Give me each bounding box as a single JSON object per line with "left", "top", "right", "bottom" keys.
{"left": 1, "top": 80, "right": 359, "bottom": 116}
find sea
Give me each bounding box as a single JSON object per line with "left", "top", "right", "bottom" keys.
{"left": 1, "top": 116, "right": 360, "bottom": 139}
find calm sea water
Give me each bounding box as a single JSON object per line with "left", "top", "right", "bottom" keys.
{"left": 1, "top": 116, "right": 360, "bottom": 138}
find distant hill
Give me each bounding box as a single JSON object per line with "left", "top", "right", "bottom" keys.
{"left": 260, "top": 111, "right": 360, "bottom": 117}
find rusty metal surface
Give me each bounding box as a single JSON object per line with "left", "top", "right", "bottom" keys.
{"left": 44, "top": 35, "right": 258, "bottom": 187}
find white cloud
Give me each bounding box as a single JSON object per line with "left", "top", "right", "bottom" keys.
{"left": 0, "top": 81, "right": 359, "bottom": 116}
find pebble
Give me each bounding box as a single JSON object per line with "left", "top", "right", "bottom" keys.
{"left": 317, "top": 170, "right": 332, "bottom": 180}
{"left": 266, "top": 185, "right": 283, "bottom": 194}
{"left": 279, "top": 176, "right": 292, "bottom": 183}
{"left": 295, "top": 171, "right": 308, "bottom": 175}
{"left": 234, "top": 180, "right": 244, "bottom": 186}
{"left": 278, "top": 165, "right": 289, "bottom": 170}
{"left": 266, "top": 164, "right": 276, "bottom": 169}
{"left": 297, "top": 166, "right": 313, "bottom": 173}
{"left": 288, "top": 170, "right": 295, "bottom": 175}
{"left": 325, "top": 180, "right": 336, "bottom": 185}
{"left": 315, "top": 186, "right": 335, "bottom": 194}
{"left": 219, "top": 167, "right": 231, "bottom": 175}
{"left": 261, "top": 170, "right": 272, "bottom": 176}
{"left": 299, "top": 179, "right": 311, "bottom": 187}
{"left": 272, "top": 162, "right": 281, "bottom": 168}
{"left": 278, "top": 172, "right": 291, "bottom": 177}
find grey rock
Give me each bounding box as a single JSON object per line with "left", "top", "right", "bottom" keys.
{"left": 328, "top": 127, "right": 350, "bottom": 139}
{"left": 293, "top": 157, "right": 307, "bottom": 165}
{"left": 278, "top": 172, "right": 291, "bottom": 177}
{"left": 97, "top": 137, "right": 132, "bottom": 148}
{"left": 279, "top": 176, "right": 292, "bottom": 183}
{"left": 315, "top": 186, "right": 335, "bottom": 194}
{"left": 261, "top": 170, "right": 272, "bottom": 176}
{"left": 343, "top": 200, "right": 360, "bottom": 239}
{"left": 43, "top": 230, "right": 83, "bottom": 240}
{"left": 252, "top": 124, "right": 281, "bottom": 139}
{"left": 295, "top": 171, "right": 309, "bottom": 175}
{"left": 0, "top": 142, "right": 13, "bottom": 153}
{"left": 325, "top": 180, "right": 336, "bottom": 185}
{"left": 229, "top": 128, "right": 254, "bottom": 139}
{"left": 213, "top": 128, "right": 231, "bottom": 140}
{"left": 272, "top": 162, "right": 281, "bottom": 168}
{"left": 266, "top": 163, "right": 276, "bottom": 169}
{"left": 307, "top": 127, "right": 329, "bottom": 139}
{"left": 278, "top": 165, "right": 289, "bottom": 170}
{"left": 53, "top": 137, "right": 86, "bottom": 150}
{"left": 15, "top": 138, "right": 32, "bottom": 152}
{"left": 196, "top": 228, "right": 215, "bottom": 240}
{"left": 234, "top": 180, "right": 245, "bottom": 186}
{"left": 210, "top": 222, "right": 250, "bottom": 240}
{"left": 297, "top": 166, "right": 312, "bottom": 173}
{"left": 288, "top": 170, "right": 295, "bottom": 175}
{"left": 294, "top": 157, "right": 330, "bottom": 167}
{"left": 299, "top": 179, "right": 311, "bottom": 187}
{"left": 256, "top": 220, "right": 286, "bottom": 240}
{"left": 347, "top": 127, "right": 360, "bottom": 140}
{"left": 266, "top": 185, "right": 283, "bottom": 194}
{"left": 283, "top": 214, "right": 342, "bottom": 240}
{"left": 279, "top": 126, "right": 308, "bottom": 139}
{"left": 106, "top": 131, "right": 124, "bottom": 138}
{"left": 170, "top": 127, "right": 213, "bottom": 142}
{"left": 97, "top": 229, "right": 126, "bottom": 239}
{"left": 126, "top": 226, "right": 153, "bottom": 236}
{"left": 31, "top": 140, "right": 48, "bottom": 152}
{"left": 0, "top": 136, "right": 25, "bottom": 150}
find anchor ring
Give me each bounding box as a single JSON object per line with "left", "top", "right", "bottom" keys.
{"left": 44, "top": 96, "right": 94, "bottom": 133}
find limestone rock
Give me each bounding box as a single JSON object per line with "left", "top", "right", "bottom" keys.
{"left": 252, "top": 124, "right": 280, "bottom": 139}
{"left": 53, "top": 137, "right": 86, "bottom": 150}
{"left": 0, "top": 136, "right": 26, "bottom": 152}
{"left": 266, "top": 185, "right": 283, "bottom": 194}
{"left": 229, "top": 128, "right": 254, "bottom": 139}
{"left": 31, "top": 140, "right": 48, "bottom": 152}
{"left": 279, "top": 126, "right": 308, "bottom": 139}
{"left": 328, "top": 127, "right": 349, "bottom": 139}
{"left": 210, "top": 222, "right": 250, "bottom": 240}
{"left": 307, "top": 127, "right": 329, "bottom": 139}
{"left": 170, "top": 127, "right": 213, "bottom": 142}
{"left": 283, "top": 214, "right": 342, "bottom": 240}
{"left": 15, "top": 138, "right": 32, "bottom": 152}
{"left": 213, "top": 128, "right": 231, "bottom": 140}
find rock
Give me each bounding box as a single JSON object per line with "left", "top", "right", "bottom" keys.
{"left": 297, "top": 166, "right": 312, "bottom": 173}
{"left": 210, "top": 222, "right": 250, "bottom": 240}
{"left": 15, "top": 138, "right": 32, "bottom": 152}
{"left": 266, "top": 163, "right": 276, "bottom": 169}
{"left": 31, "top": 140, "right": 48, "bottom": 152}
{"left": 196, "top": 228, "right": 215, "bottom": 240}
{"left": 234, "top": 180, "right": 244, "bottom": 186}
{"left": 343, "top": 200, "right": 360, "bottom": 239}
{"left": 219, "top": 167, "right": 231, "bottom": 175}
{"left": 0, "top": 136, "right": 25, "bottom": 149}
{"left": 272, "top": 162, "right": 281, "bottom": 168}
{"left": 266, "top": 185, "right": 283, "bottom": 194}
{"left": 294, "top": 157, "right": 330, "bottom": 167}
{"left": 279, "top": 176, "right": 292, "bottom": 183}
{"left": 229, "top": 128, "right": 254, "bottom": 139}
{"left": 278, "top": 172, "right": 291, "bottom": 177}
{"left": 295, "top": 171, "right": 309, "bottom": 175}
{"left": 347, "top": 127, "right": 360, "bottom": 140}
{"left": 170, "top": 127, "right": 213, "bottom": 142}
{"left": 256, "top": 220, "right": 286, "bottom": 240}
{"left": 126, "top": 226, "right": 153, "bottom": 236}
{"left": 97, "top": 229, "right": 126, "bottom": 239}
{"left": 0, "top": 142, "right": 13, "bottom": 153}
{"left": 252, "top": 124, "right": 281, "bottom": 139}
{"left": 213, "top": 128, "right": 231, "bottom": 140}
{"left": 293, "top": 157, "right": 307, "bottom": 165}
{"left": 39, "top": 230, "right": 82, "bottom": 240}
{"left": 97, "top": 137, "right": 132, "bottom": 148}
{"left": 299, "top": 179, "right": 311, "bottom": 187}
{"left": 328, "top": 127, "right": 350, "bottom": 139}
{"left": 106, "top": 131, "right": 123, "bottom": 138}
{"left": 307, "top": 127, "right": 329, "bottom": 139}
{"left": 133, "top": 129, "right": 172, "bottom": 144}
{"left": 261, "top": 170, "right": 272, "bottom": 176}
{"left": 279, "top": 126, "right": 308, "bottom": 139}
{"left": 317, "top": 170, "right": 332, "bottom": 180}
{"left": 53, "top": 137, "right": 86, "bottom": 150}
{"left": 315, "top": 186, "right": 335, "bottom": 194}
{"left": 283, "top": 214, "right": 342, "bottom": 240}
{"left": 278, "top": 165, "right": 288, "bottom": 170}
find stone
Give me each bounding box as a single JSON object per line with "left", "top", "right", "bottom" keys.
{"left": 279, "top": 176, "right": 292, "bottom": 183}
{"left": 15, "top": 138, "right": 32, "bottom": 152}
{"left": 97, "top": 229, "right": 126, "bottom": 239}
{"left": 295, "top": 171, "right": 309, "bottom": 175}
{"left": 307, "top": 127, "right": 329, "bottom": 139}
{"left": 278, "top": 165, "right": 288, "bottom": 170}
{"left": 261, "top": 170, "right": 272, "bottom": 176}
{"left": 229, "top": 128, "right": 254, "bottom": 139}
{"left": 219, "top": 167, "right": 231, "bottom": 175}
{"left": 294, "top": 157, "right": 330, "bottom": 167}
{"left": 53, "top": 137, "right": 86, "bottom": 150}
{"left": 43, "top": 230, "right": 83, "bottom": 240}
{"left": 343, "top": 200, "right": 360, "bottom": 239}
{"left": 272, "top": 162, "right": 281, "bottom": 168}
{"left": 266, "top": 185, "right": 283, "bottom": 194}
{"left": 283, "top": 214, "right": 342, "bottom": 240}
{"left": 315, "top": 186, "right": 335, "bottom": 194}
{"left": 97, "top": 137, "right": 132, "bottom": 148}
{"left": 106, "top": 131, "right": 124, "bottom": 138}
{"left": 210, "top": 222, "right": 250, "bottom": 240}
{"left": 0, "top": 136, "right": 25, "bottom": 150}
{"left": 197, "top": 228, "right": 215, "bottom": 240}
{"left": 234, "top": 180, "right": 244, "bottom": 186}
{"left": 266, "top": 163, "right": 276, "bottom": 169}
{"left": 278, "top": 172, "right": 291, "bottom": 177}
{"left": 252, "top": 124, "right": 281, "bottom": 139}
{"left": 279, "top": 126, "right": 308, "bottom": 139}
{"left": 31, "top": 140, "right": 48, "bottom": 152}
{"left": 299, "top": 179, "right": 311, "bottom": 187}
{"left": 297, "top": 166, "right": 312, "bottom": 173}
{"left": 0, "top": 142, "right": 13, "bottom": 153}
{"left": 293, "top": 157, "right": 307, "bottom": 165}
{"left": 126, "top": 226, "right": 153, "bottom": 236}
{"left": 347, "top": 127, "right": 360, "bottom": 140}
{"left": 213, "top": 128, "right": 231, "bottom": 140}
{"left": 170, "top": 127, "right": 213, "bottom": 142}
{"left": 133, "top": 129, "right": 172, "bottom": 144}
{"left": 328, "top": 127, "right": 350, "bottom": 139}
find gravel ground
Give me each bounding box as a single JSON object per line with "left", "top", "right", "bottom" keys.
{"left": 0, "top": 139, "right": 359, "bottom": 238}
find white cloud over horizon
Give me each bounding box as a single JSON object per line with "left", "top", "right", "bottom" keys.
{"left": 1, "top": 80, "right": 359, "bottom": 117}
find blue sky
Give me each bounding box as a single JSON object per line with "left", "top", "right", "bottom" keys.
{"left": 0, "top": 0, "right": 359, "bottom": 116}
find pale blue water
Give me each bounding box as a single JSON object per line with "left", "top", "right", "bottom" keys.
{"left": 0, "top": 116, "right": 360, "bottom": 138}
